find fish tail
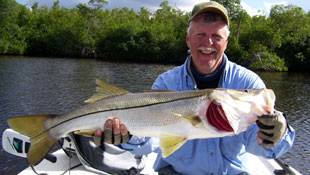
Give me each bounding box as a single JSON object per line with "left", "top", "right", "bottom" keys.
{"left": 8, "top": 115, "right": 58, "bottom": 165}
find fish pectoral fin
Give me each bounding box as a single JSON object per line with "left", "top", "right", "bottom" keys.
{"left": 85, "top": 79, "right": 129, "bottom": 103}
{"left": 74, "top": 131, "right": 102, "bottom": 146}
{"left": 171, "top": 112, "right": 202, "bottom": 127}
{"left": 8, "top": 114, "right": 58, "bottom": 166}
{"left": 160, "top": 134, "right": 187, "bottom": 158}
{"left": 74, "top": 131, "right": 101, "bottom": 146}
{"left": 74, "top": 130, "right": 95, "bottom": 136}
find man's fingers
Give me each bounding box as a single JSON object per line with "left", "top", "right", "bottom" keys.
{"left": 257, "top": 131, "right": 273, "bottom": 140}
{"left": 105, "top": 119, "right": 112, "bottom": 129}
{"left": 257, "top": 114, "right": 278, "bottom": 125}
{"left": 104, "top": 128, "right": 113, "bottom": 144}
{"left": 257, "top": 134, "right": 274, "bottom": 147}
{"left": 112, "top": 118, "right": 121, "bottom": 135}
{"left": 257, "top": 134, "right": 263, "bottom": 144}
{"left": 120, "top": 124, "right": 128, "bottom": 136}
{"left": 113, "top": 134, "right": 122, "bottom": 145}
{"left": 256, "top": 110, "right": 288, "bottom": 147}
{"left": 256, "top": 120, "right": 275, "bottom": 130}
{"left": 122, "top": 134, "right": 130, "bottom": 143}
{"left": 102, "top": 117, "right": 130, "bottom": 145}
{"left": 120, "top": 124, "right": 130, "bottom": 143}
{"left": 94, "top": 129, "right": 102, "bottom": 137}
{"left": 93, "top": 135, "right": 102, "bottom": 146}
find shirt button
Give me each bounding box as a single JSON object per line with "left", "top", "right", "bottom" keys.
{"left": 210, "top": 152, "right": 214, "bottom": 156}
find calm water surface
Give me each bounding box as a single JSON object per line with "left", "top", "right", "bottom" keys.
{"left": 0, "top": 56, "right": 309, "bottom": 174}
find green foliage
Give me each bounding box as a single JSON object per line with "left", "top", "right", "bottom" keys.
{"left": 0, "top": 0, "right": 310, "bottom": 71}
{"left": 95, "top": 1, "right": 188, "bottom": 63}
{"left": 0, "top": 0, "right": 29, "bottom": 54}
{"left": 214, "top": 0, "right": 244, "bottom": 21}
{"left": 269, "top": 4, "right": 310, "bottom": 71}
{"left": 250, "top": 51, "right": 287, "bottom": 71}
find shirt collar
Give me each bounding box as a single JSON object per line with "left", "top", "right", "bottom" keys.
{"left": 190, "top": 56, "right": 226, "bottom": 83}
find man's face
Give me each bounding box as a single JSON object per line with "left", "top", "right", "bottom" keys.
{"left": 186, "top": 15, "right": 229, "bottom": 75}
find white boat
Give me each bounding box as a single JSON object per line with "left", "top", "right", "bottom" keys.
{"left": 3, "top": 129, "right": 301, "bottom": 175}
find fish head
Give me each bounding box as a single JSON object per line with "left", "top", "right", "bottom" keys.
{"left": 219, "top": 88, "right": 276, "bottom": 115}
{"left": 197, "top": 89, "right": 275, "bottom": 135}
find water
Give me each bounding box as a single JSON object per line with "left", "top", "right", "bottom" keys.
{"left": 0, "top": 56, "right": 309, "bottom": 174}
{"left": 257, "top": 72, "right": 310, "bottom": 174}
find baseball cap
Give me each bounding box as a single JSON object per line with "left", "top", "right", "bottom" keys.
{"left": 189, "top": 1, "right": 229, "bottom": 26}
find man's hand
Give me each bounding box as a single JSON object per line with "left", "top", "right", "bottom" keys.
{"left": 94, "top": 117, "right": 131, "bottom": 145}
{"left": 256, "top": 110, "right": 287, "bottom": 147}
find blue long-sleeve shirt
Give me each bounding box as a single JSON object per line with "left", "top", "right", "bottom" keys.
{"left": 121, "top": 55, "right": 295, "bottom": 175}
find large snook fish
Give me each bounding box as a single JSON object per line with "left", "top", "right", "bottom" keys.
{"left": 8, "top": 80, "right": 275, "bottom": 166}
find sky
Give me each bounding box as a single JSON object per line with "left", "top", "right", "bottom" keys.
{"left": 16, "top": 0, "right": 310, "bottom": 17}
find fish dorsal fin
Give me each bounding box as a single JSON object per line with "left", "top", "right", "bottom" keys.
{"left": 84, "top": 79, "right": 129, "bottom": 103}
{"left": 143, "top": 89, "right": 175, "bottom": 93}
{"left": 160, "top": 133, "right": 187, "bottom": 158}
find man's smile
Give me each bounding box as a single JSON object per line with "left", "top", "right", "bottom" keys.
{"left": 197, "top": 47, "right": 217, "bottom": 55}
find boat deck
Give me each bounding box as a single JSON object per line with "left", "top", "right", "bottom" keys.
{"left": 19, "top": 149, "right": 300, "bottom": 175}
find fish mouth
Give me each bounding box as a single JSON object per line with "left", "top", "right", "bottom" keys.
{"left": 198, "top": 47, "right": 217, "bottom": 55}
{"left": 206, "top": 101, "right": 234, "bottom": 132}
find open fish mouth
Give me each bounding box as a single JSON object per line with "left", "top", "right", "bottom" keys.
{"left": 206, "top": 101, "right": 233, "bottom": 132}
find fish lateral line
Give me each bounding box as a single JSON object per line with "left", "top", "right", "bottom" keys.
{"left": 45, "top": 94, "right": 207, "bottom": 133}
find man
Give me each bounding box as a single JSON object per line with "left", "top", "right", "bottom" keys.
{"left": 97, "top": 1, "right": 295, "bottom": 174}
